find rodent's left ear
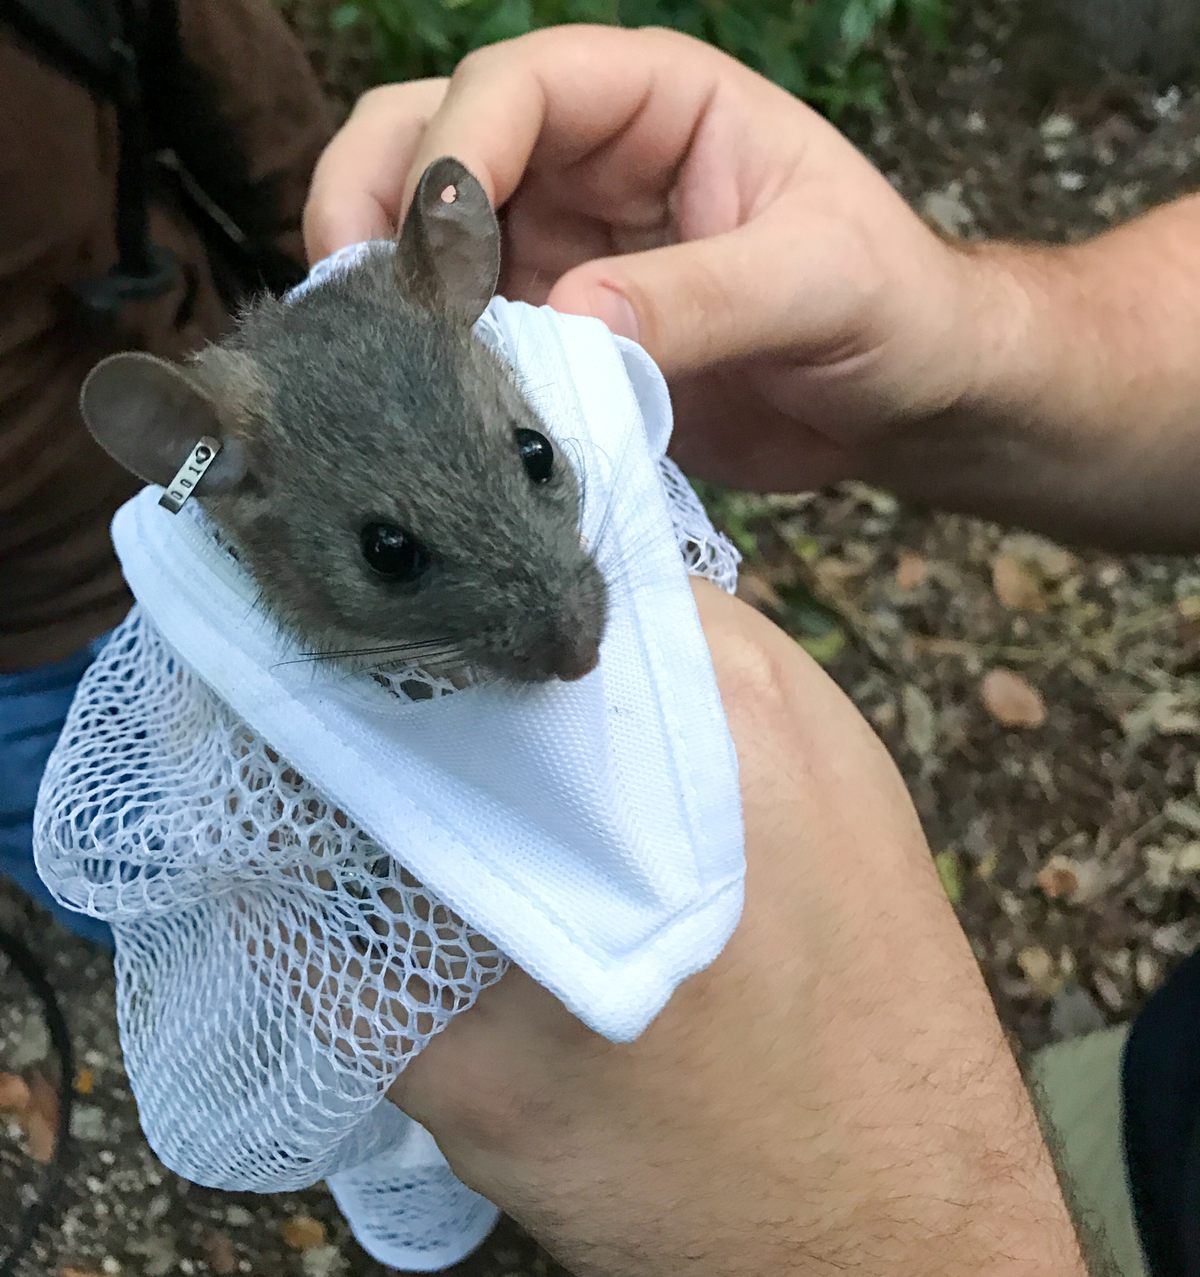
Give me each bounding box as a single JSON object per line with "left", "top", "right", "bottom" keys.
{"left": 395, "top": 156, "right": 500, "bottom": 326}
{"left": 80, "top": 353, "right": 248, "bottom": 494}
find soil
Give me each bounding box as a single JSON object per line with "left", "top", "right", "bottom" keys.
{"left": 4, "top": 1, "right": 1200, "bottom": 1273}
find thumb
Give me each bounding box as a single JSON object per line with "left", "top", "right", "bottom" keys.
{"left": 545, "top": 222, "right": 810, "bottom": 376}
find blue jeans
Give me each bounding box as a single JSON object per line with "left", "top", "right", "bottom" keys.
{"left": 0, "top": 634, "right": 114, "bottom": 948}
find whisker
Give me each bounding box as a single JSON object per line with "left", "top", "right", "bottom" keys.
{"left": 558, "top": 436, "right": 590, "bottom": 534}
{"left": 272, "top": 638, "right": 464, "bottom": 669}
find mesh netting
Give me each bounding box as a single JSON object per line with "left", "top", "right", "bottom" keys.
{"left": 33, "top": 455, "right": 739, "bottom": 1240}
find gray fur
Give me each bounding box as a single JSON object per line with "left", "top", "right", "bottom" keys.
{"left": 81, "top": 159, "right": 608, "bottom": 684}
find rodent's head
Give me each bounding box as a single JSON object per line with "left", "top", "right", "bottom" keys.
{"left": 79, "top": 158, "right": 607, "bottom": 685}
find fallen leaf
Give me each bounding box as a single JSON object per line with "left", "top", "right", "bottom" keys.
{"left": 894, "top": 550, "right": 928, "bottom": 590}
{"left": 1166, "top": 800, "right": 1200, "bottom": 836}
{"left": 1136, "top": 951, "right": 1163, "bottom": 993}
{"left": 1121, "top": 690, "right": 1200, "bottom": 742}
{"left": 797, "top": 628, "right": 846, "bottom": 666}
{"left": 786, "top": 533, "right": 821, "bottom": 563}
{"left": 0, "top": 1072, "right": 31, "bottom": 1112}
{"left": 74, "top": 1068, "right": 94, "bottom": 1096}
{"left": 1177, "top": 842, "right": 1200, "bottom": 874}
{"left": 20, "top": 1071, "right": 59, "bottom": 1163}
{"left": 981, "top": 668, "right": 1046, "bottom": 728}
{"left": 282, "top": 1215, "right": 327, "bottom": 1252}
{"left": 1036, "top": 857, "right": 1080, "bottom": 901}
{"left": 1092, "top": 969, "right": 1126, "bottom": 1012}
{"left": 1146, "top": 846, "right": 1177, "bottom": 890}
{"left": 991, "top": 554, "right": 1046, "bottom": 611}
{"left": 998, "top": 532, "right": 1077, "bottom": 580}
{"left": 902, "top": 685, "right": 938, "bottom": 757}
{"left": 60, "top": 1269, "right": 105, "bottom": 1277}
{"left": 934, "top": 850, "right": 963, "bottom": 904}
{"left": 204, "top": 1230, "right": 238, "bottom": 1276}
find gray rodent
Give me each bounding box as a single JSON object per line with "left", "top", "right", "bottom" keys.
{"left": 79, "top": 157, "right": 608, "bottom": 685}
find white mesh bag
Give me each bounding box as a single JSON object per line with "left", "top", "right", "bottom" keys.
{"left": 34, "top": 245, "right": 744, "bottom": 1270}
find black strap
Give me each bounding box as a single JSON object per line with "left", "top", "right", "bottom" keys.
{"left": 0, "top": 0, "right": 124, "bottom": 97}
{"left": 1, "top": 0, "right": 179, "bottom": 316}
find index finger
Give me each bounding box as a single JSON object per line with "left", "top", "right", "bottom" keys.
{"left": 401, "top": 26, "right": 750, "bottom": 220}
{"left": 303, "top": 78, "right": 449, "bottom": 263}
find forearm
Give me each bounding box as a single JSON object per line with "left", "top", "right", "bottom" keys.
{"left": 871, "top": 194, "right": 1200, "bottom": 553}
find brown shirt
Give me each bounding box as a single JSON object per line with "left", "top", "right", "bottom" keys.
{"left": 0, "top": 0, "right": 334, "bottom": 670}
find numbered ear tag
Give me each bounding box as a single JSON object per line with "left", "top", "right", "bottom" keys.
{"left": 159, "top": 437, "right": 222, "bottom": 514}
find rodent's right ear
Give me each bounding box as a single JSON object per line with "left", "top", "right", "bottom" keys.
{"left": 395, "top": 156, "right": 500, "bottom": 325}
{"left": 80, "top": 352, "right": 247, "bottom": 494}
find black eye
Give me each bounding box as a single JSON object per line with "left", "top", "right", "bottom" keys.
{"left": 515, "top": 428, "right": 554, "bottom": 484}
{"left": 360, "top": 522, "right": 430, "bottom": 582}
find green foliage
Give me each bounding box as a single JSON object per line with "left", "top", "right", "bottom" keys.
{"left": 331, "top": 0, "right": 948, "bottom": 117}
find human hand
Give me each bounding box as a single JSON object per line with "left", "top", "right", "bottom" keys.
{"left": 303, "top": 27, "right": 1003, "bottom": 494}
{"left": 385, "top": 580, "right": 1088, "bottom": 1277}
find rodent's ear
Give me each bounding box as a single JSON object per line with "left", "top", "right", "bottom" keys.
{"left": 80, "top": 352, "right": 247, "bottom": 493}
{"left": 395, "top": 156, "right": 500, "bottom": 326}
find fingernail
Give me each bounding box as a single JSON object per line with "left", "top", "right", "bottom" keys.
{"left": 592, "top": 285, "right": 640, "bottom": 343}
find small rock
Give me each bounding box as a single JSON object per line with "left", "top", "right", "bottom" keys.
{"left": 1050, "top": 982, "right": 1106, "bottom": 1039}
{"left": 1057, "top": 171, "right": 1086, "bottom": 191}
{"left": 920, "top": 185, "right": 973, "bottom": 236}
{"left": 991, "top": 553, "right": 1046, "bottom": 611}
{"left": 965, "top": 109, "right": 987, "bottom": 134}
{"left": 144, "top": 1193, "right": 171, "bottom": 1225}
{"left": 282, "top": 1215, "right": 327, "bottom": 1253}
{"left": 1153, "top": 87, "right": 1183, "bottom": 118}
{"left": 130, "top": 1233, "right": 176, "bottom": 1277}
{"left": 70, "top": 1105, "right": 106, "bottom": 1142}
{"left": 301, "top": 1245, "right": 345, "bottom": 1277}
{"left": 101, "top": 1260, "right": 120, "bottom": 1276}
{"left": 1040, "top": 112, "right": 1077, "bottom": 140}
{"left": 1018, "top": 945, "right": 1053, "bottom": 983}
{"left": 225, "top": 1206, "right": 255, "bottom": 1228}
{"left": 9, "top": 1015, "right": 50, "bottom": 1070}
{"left": 981, "top": 669, "right": 1047, "bottom": 729}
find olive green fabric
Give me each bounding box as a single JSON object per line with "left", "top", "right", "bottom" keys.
{"left": 1031, "top": 1026, "right": 1147, "bottom": 1277}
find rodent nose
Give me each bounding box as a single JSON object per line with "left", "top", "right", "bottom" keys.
{"left": 554, "top": 644, "right": 600, "bottom": 682}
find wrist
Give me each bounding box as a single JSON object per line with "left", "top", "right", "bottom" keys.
{"left": 857, "top": 235, "right": 1130, "bottom": 544}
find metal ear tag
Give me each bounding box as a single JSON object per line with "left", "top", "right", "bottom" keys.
{"left": 159, "top": 437, "right": 223, "bottom": 514}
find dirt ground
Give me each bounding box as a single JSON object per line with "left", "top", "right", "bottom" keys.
{"left": 5, "top": 1, "right": 1200, "bottom": 1273}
